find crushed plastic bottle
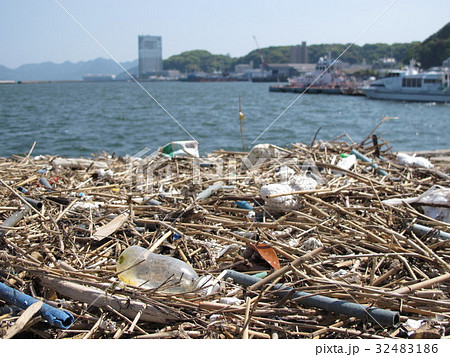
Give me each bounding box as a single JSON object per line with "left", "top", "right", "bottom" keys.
{"left": 117, "top": 245, "right": 199, "bottom": 293}
{"left": 396, "top": 153, "right": 434, "bottom": 169}
{"left": 382, "top": 185, "right": 450, "bottom": 223}
{"left": 160, "top": 140, "right": 199, "bottom": 158}
{"left": 416, "top": 185, "right": 450, "bottom": 223}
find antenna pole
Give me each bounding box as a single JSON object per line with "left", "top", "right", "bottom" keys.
{"left": 239, "top": 96, "right": 245, "bottom": 152}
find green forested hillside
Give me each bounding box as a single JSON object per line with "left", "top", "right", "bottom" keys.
{"left": 162, "top": 22, "right": 449, "bottom": 72}
{"left": 163, "top": 50, "right": 233, "bottom": 73}
{"left": 163, "top": 43, "right": 416, "bottom": 73}
{"left": 403, "top": 22, "right": 450, "bottom": 68}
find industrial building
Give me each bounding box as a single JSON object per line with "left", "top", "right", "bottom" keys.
{"left": 290, "top": 41, "right": 308, "bottom": 64}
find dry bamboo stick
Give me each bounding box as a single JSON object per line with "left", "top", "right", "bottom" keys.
{"left": 82, "top": 314, "right": 104, "bottom": 339}
{"left": 38, "top": 275, "right": 182, "bottom": 324}
{"left": 392, "top": 272, "right": 450, "bottom": 295}
{"left": 148, "top": 230, "right": 172, "bottom": 252}
{"left": 372, "top": 265, "right": 402, "bottom": 287}
{"left": 3, "top": 301, "right": 43, "bottom": 339}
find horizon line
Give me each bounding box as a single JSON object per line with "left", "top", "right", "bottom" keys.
{"left": 1, "top": 39, "right": 424, "bottom": 69}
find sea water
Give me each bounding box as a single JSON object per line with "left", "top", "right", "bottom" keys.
{"left": 0, "top": 81, "right": 448, "bottom": 157}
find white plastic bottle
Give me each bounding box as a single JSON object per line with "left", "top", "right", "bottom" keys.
{"left": 336, "top": 154, "right": 356, "bottom": 171}
{"left": 332, "top": 154, "right": 356, "bottom": 175}
{"left": 116, "top": 245, "right": 199, "bottom": 293}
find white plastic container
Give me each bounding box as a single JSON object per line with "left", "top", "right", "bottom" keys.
{"left": 332, "top": 154, "right": 356, "bottom": 175}
{"left": 336, "top": 154, "right": 356, "bottom": 171}
{"left": 117, "top": 245, "right": 199, "bottom": 293}
{"left": 160, "top": 141, "right": 199, "bottom": 158}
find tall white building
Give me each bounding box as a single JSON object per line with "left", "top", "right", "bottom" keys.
{"left": 138, "top": 35, "right": 162, "bottom": 77}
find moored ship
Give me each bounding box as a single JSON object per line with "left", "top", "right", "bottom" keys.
{"left": 360, "top": 60, "right": 450, "bottom": 103}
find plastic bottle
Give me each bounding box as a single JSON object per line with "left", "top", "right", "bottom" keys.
{"left": 117, "top": 245, "right": 199, "bottom": 293}
{"left": 336, "top": 154, "right": 356, "bottom": 171}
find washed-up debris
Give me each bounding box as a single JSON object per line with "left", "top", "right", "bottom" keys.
{"left": 242, "top": 143, "right": 284, "bottom": 169}
{"left": 303, "top": 237, "right": 324, "bottom": 251}
{"left": 397, "top": 152, "right": 434, "bottom": 169}
{"left": 0, "top": 132, "right": 449, "bottom": 339}
{"left": 161, "top": 140, "right": 199, "bottom": 158}
{"left": 382, "top": 185, "right": 450, "bottom": 223}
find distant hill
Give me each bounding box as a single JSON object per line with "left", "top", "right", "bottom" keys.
{"left": 403, "top": 22, "right": 450, "bottom": 68}
{"left": 230, "top": 43, "right": 417, "bottom": 68}
{"left": 0, "top": 65, "right": 15, "bottom": 79}
{"left": 163, "top": 50, "right": 233, "bottom": 73}
{"left": 2, "top": 22, "right": 448, "bottom": 80}
{"left": 160, "top": 43, "right": 417, "bottom": 73}
{"left": 162, "top": 22, "right": 449, "bottom": 72}
{"left": 0, "top": 58, "right": 138, "bottom": 81}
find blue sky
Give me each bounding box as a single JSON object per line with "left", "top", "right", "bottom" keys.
{"left": 1, "top": 0, "right": 449, "bottom": 68}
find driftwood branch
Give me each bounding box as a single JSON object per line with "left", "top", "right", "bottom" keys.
{"left": 38, "top": 275, "right": 182, "bottom": 324}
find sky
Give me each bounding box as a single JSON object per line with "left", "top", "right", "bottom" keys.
{"left": 1, "top": 0, "right": 449, "bottom": 69}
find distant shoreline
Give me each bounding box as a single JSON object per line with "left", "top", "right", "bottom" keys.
{"left": 0, "top": 79, "right": 132, "bottom": 84}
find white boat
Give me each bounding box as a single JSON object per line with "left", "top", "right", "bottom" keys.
{"left": 288, "top": 56, "right": 351, "bottom": 88}
{"left": 361, "top": 60, "right": 450, "bottom": 103}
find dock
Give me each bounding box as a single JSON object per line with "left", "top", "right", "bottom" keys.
{"left": 269, "top": 84, "right": 364, "bottom": 96}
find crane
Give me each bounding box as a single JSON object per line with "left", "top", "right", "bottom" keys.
{"left": 253, "top": 35, "right": 268, "bottom": 70}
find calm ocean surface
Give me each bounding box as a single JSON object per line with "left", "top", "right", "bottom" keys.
{"left": 0, "top": 81, "right": 448, "bottom": 157}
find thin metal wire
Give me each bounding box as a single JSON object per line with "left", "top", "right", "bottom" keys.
{"left": 53, "top": 0, "right": 197, "bottom": 143}
{"left": 49, "top": 0, "right": 399, "bottom": 332}
{"left": 252, "top": 0, "right": 399, "bottom": 144}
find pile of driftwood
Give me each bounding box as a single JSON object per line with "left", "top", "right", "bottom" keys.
{"left": 0, "top": 132, "right": 449, "bottom": 339}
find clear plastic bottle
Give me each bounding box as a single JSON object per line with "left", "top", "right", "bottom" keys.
{"left": 116, "top": 245, "right": 199, "bottom": 293}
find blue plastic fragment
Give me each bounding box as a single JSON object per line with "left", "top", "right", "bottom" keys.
{"left": 235, "top": 201, "right": 253, "bottom": 210}
{"left": 173, "top": 233, "right": 181, "bottom": 241}
{"left": 0, "top": 282, "right": 74, "bottom": 329}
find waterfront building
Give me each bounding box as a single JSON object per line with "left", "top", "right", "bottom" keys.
{"left": 138, "top": 35, "right": 162, "bottom": 78}
{"left": 234, "top": 61, "right": 254, "bottom": 73}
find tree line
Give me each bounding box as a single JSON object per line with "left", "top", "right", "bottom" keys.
{"left": 163, "top": 22, "right": 449, "bottom": 73}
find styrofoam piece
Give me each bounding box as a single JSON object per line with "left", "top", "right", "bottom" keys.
{"left": 289, "top": 175, "right": 318, "bottom": 191}
{"left": 260, "top": 183, "right": 299, "bottom": 211}
{"left": 242, "top": 144, "right": 283, "bottom": 170}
